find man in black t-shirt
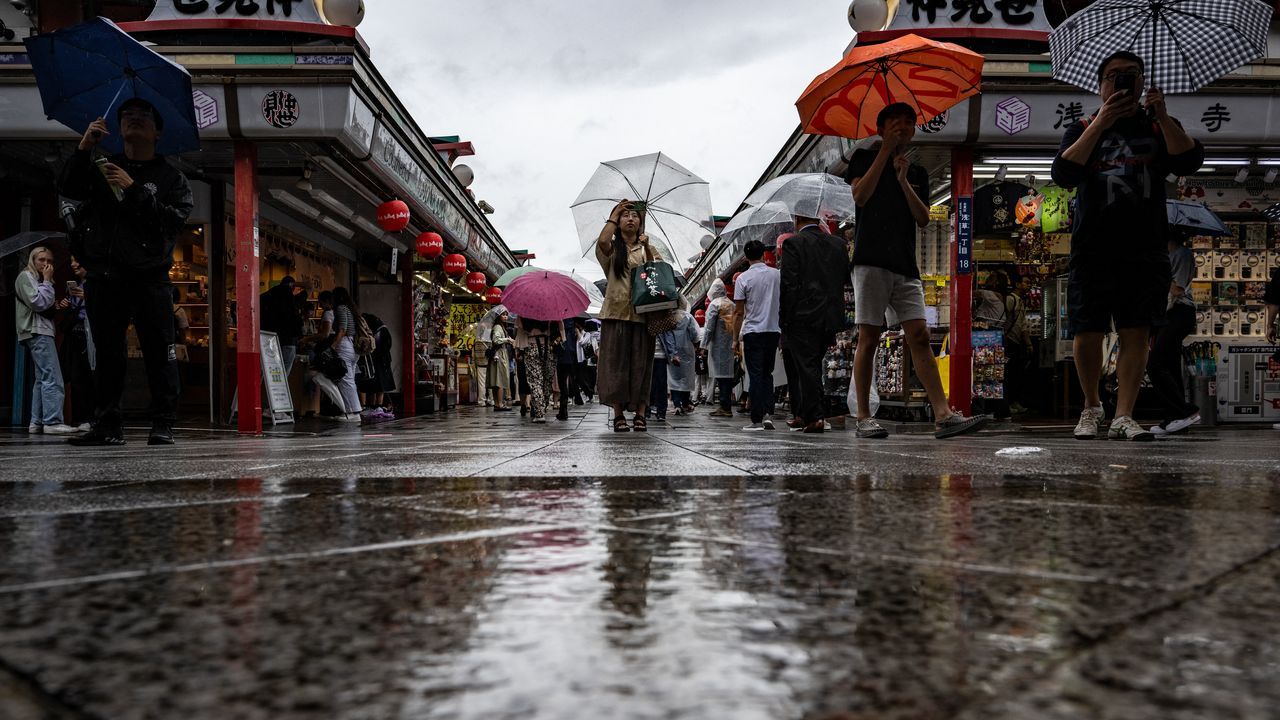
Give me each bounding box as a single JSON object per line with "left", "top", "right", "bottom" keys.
{"left": 1051, "top": 51, "right": 1204, "bottom": 442}
{"left": 845, "top": 102, "right": 985, "bottom": 440}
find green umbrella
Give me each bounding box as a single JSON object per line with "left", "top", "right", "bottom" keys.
{"left": 495, "top": 265, "right": 544, "bottom": 288}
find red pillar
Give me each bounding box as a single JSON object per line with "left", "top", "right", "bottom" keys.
{"left": 401, "top": 250, "right": 416, "bottom": 416}
{"left": 234, "top": 141, "right": 262, "bottom": 435}
{"left": 949, "top": 146, "right": 974, "bottom": 415}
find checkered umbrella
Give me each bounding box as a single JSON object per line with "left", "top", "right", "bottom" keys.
{"left": 1050, "top": 0, "right": 1273, "bottom": 95}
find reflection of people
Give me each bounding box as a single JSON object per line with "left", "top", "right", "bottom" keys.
{"left": 16, "top": 247, "right": 79, "bottom": 435}
{"left": 595, "top": 200, "right": 658, "bottom": 432}
{"left": 1051, "top": 50, "right": 1203, "bottom": 441}
{"left": 60, "top": 98, "right": 193, "bottom": 446}
{"left": 847, "top": 102, "right": 986, "bottom": 440}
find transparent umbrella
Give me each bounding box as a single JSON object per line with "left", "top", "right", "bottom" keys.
{"left": 476, "top": 304, "right": 507, "bottom": 343}
{"left": 741, "top": 173, "right": 857, "bottom": 225}
{"left": 571, "top": 152, "right": 714, "bottom": 272}
{"left": 719, "top": 201, "right": 796, "bottom": 252}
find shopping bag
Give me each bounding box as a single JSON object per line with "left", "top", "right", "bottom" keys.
{"left": 630, "top": 261, "right": 679, "bottom": 314}
{"left": 846, "top": 363, "right": 880, "bottom": 417}
{"left": 936, "top": 335, "right": 951, "bottom": 399}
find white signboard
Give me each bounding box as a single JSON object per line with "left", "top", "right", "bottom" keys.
{"left": 888, "top": 0, "right": 1052, "bottom": 33}
{"left": 146, "top": 0, "right": 326, "bottom": 24}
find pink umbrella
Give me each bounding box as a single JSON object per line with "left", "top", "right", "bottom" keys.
{"left": 501, "top": 270, "right": 590, "bottom": 321}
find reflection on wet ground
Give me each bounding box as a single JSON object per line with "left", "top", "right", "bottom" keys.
{"left": 2, "top": 470, "right": 1279, "bottom": 719}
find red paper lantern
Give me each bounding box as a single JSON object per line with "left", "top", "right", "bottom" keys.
{"left": 775, "top": 232, "right": 794, "bottom": 257}
{"left": 443, "top": 253, "right": 467, "bottom": 277}
{"left": 732, "top": 271, "right": 743, "bottom": 284}
{"left": 694, "top": 309, "right": 706, "bottom": 326}
{"left": 416, "top": 231, "right": 443, "bottom": 259}
{"left": 485, "top": 287, "right": 503, "bottom": 305}
{"left": 376, "top": 199, "right": 411, "bottom": 232}
{"left": 465, "top": 271, "right": 487, "bottom": 293}
{"left": 763, "top": 250, "right": 777, "bottom": 268}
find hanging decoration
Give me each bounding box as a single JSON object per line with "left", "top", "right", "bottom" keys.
{"left": 485, "top": 287, "right": 503, "bottom": 305}
{"left": 416, "top": 231, "right": 444, "bottom": 259}
{"left": 377, "top": 199, "right": 411, "bottom": 232}
{"left": 763, "top": 249, "right": 778, "bottom": 268}
{"left": 694, "top": 309, "right": 706, "bottom": 326}
{"left": 443, "top": 253, "right": 467, "bottom": 277}
{"left": 465, "top": 271, "right": 487, "bottom": 294}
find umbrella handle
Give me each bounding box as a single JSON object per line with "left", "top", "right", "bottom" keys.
{"left": 93, "top": 81, "right": 130, "bottom": 139}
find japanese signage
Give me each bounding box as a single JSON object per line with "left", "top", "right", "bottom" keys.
{"left": 371, "top": 124, "right": 471, "bottom": 247}
{"left": 261, "top": 90, "right": 300, "bottom": 129}
{"left": 146, "top": 0, "right": 327, "bottom": 24}
{"left": 955, "top": 196, "right": 973, "bottom": 274}
{"left": 890, "top": 0, "right": 1052, "bottom": 33}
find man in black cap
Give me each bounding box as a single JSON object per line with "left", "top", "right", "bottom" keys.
{"left": 59, "top": 98, "right": 194, "bottom": 446}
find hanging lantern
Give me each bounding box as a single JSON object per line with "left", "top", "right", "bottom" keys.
{"left": 694, "top": 309, "right": 706, "bottom": 326}
{"left": 376, "top": 199, "right": 410, "bottom": 232}
{"left": 465, "top": 271, "right": 487, "bottom": 293}
{"left": 775, "top": 232, "right": 795, "bottom": 257}
{"left": 485, "top": 287, "right": 503, "bottom": 305}
{"left": 443, "top": 253, "right": 467, "bottom": 277}
{"left": 732, "top": 271, "right": 743, "bottom": 285}
{"left": 416, "top": 231, "right": 443, "bottom": 259}
{"left": 763, "top": 250, "right": 777, "bottom": 268}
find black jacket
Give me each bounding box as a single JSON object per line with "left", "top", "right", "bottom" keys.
{"left": 58, "top": 149, "right": 193, "bottom": 282}
{"left": 779, "top": 225, "right": 850, "bottom": 337}
{"left": 260, "top": 285, "right": 304, "bottom": 346}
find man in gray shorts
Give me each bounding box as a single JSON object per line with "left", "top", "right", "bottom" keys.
{"left": 845, "top": 102, "right": 986, "bottom": 440}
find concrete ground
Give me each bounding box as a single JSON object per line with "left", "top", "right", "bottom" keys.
{"left": 0, "top": 403, "right": 1277, "bottom": 719}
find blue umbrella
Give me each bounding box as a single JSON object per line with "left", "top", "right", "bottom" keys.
{"left": 24, "top": 17, "right": 199, "bottom": 156}
{"left": 1167, "top": 200, "right": 1231, "bottom": 237}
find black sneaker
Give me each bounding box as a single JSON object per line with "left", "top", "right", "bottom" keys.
{"left": 555, "top": 412, "right": 569, "bottom": 421}
{"left": 68, "top": 426, "right": 126, "bottom": 447}
{"left": 148, "top": 421, "right": 175, "bottom": 446}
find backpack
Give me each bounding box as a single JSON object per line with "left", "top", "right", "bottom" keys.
{"left": 353, "top": 313, "right": 376, "bottom": 356}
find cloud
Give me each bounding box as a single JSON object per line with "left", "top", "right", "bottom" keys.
{"left": 360, "top": 1, "right": 854, "bottom": 278}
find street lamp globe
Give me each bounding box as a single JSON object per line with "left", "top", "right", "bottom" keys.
{"left": 848, "top": 0, "right": 898, "bottom": 33}
{"left": 319, "top": 0, "right": 365, "bottom": 27}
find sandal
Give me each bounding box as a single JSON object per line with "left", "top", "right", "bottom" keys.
{"left": 632, "top": 416, "right": 647, "bottom": 432}
{"left": 612, "top": 416, "right": 631, "bottom": 433}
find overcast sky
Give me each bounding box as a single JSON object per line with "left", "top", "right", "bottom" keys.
{"left": 359, "top": 1, "right": 855, "bottom": 279}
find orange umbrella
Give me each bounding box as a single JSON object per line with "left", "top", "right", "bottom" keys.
{"left": 796, "top": 34, "right": 984, "bottom": 140}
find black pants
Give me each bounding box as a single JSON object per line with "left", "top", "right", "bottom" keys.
{"left": 576, "top": 361, "right": 594, "bottom": 399}
{"left": 61, "top": 323, "right": 95, "bottom": 426}
{"left": 86, "top": 278, "right": 179, "bottom": 430}
{"left": 671, "top": 390, "right": 691, "bottom": 409}
{"left": 716, "top": 377, "right": 735, "bottom": 412}
{"left": 557, "top": 362, "right": 579, "bottom": 414}
{"left": 783, "top": 330, "right": 833, "bottom": 424}
{"left": 649, "top": 359, "right": 668, "bottom": 417}
{"left": 781, "top": 338, "right": 799, "bottom": 413}
{"left": 1148, "top": 303, "right": 1198, "bottom": 423}
{"left": 743, "top": 332, "right": 779, "bottom": 423}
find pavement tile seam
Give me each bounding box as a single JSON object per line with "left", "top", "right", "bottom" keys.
{"left": 0, "top": 493, "right": 311, "bottom": 519}
{"left": 0, "top": 523, "right": 578, "bottom": 596}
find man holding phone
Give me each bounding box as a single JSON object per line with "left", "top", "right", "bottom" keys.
{"left": 1052, "top": 51, "right": 1204, "bottom": 441}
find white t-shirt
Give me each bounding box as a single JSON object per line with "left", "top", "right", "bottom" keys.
{"left": 733, "top": 262, "right": 781, "bottom": 335}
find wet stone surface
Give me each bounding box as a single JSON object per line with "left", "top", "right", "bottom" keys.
{"left": 0, "top": 406, "right": 1278, "bottom": 718}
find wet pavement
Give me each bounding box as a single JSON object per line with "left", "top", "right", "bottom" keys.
{"left": 0, "top": 404, "right": 1278, "bottom": 719}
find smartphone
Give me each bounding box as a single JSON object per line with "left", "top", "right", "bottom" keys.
{"left": 66, "top": 280, "right": 78, "bottom": 294}
{"left": 1113, "top": 72, "right": 1137, "bottom": 96}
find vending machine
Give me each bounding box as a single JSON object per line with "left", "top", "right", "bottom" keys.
{"left": 1215, "top": 342, "right": 1280, "bottom": 423}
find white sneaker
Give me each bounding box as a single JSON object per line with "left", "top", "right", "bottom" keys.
{"left": 1165, "top": 412, "right": 1201, "bottom": 435}
{"left": 77, "top": 423, "right": 91, "bottom": 432}
{"left": 1074, "top": 406, "right": 1106, "bottom": 440}
{"left": 742, "top": 423, "right": 765, "bottom": 432}
{"left": 1149, "top": 424, "right": 1168, "bottom": 435}
{"left": 27, "top": 424, "right": 41, "bottom": 434}
{"left": 337, "top": 413, "right": 362, "bottom": 423}
{"left": 1108, "top": 416, "right": 1154, "bottom": 441}
{"left": 43, "top": 424, "right": 80, "bottom": 435}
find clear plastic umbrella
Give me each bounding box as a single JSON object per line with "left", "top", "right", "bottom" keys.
{"left": 476, "top": 304, "right": 507, "bottom": 343}
{"left": 719, "top": 201, "right": 796, "bottom": 252}
{"left": 571, "top": 152, "right": 714, "bottom": 272}
{"left": 741, "top": 173, "right": 857, "bottom": 224}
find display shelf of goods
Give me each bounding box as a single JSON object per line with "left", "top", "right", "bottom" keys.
{"left": 972, "top": 330, "right": 1005, "bottom": 400}
{"left": 875, "top": 336, "right": 905, "bottom": 396}
{"left": 823, "top": 332, "right": 856, "bottom": 397}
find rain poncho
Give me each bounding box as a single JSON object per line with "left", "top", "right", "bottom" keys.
{"left": 702, "top": 279, "right": 736, "bottom": 380}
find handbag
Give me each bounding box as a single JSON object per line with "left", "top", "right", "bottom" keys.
{"left": 630, "top": 261, "right": 679, "bottom": 314}
{"left": 645, "top": 310, "right": 679, "bottom": 337}
{"left": 316, "top": 346, "right": 347, "bottom": 381}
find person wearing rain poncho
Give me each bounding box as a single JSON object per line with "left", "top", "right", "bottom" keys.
{"left": 595, "top": 201, "right": 659, "bottom": 432}
{"left": 702, "top": 279, "right": 737, "bottom": 418}
{"left": 666, "top": 302, "right": 700, "bottom": 416}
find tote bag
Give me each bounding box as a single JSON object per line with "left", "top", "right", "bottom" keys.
{"left": 630, "top": 261, "right": 679, "bottom": 314}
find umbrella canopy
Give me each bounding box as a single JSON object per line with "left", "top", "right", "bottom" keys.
{"left": 1167, "top": 200, "right": 1231, "bottom": 237}
{"left": 797, "top": 33, "right": 984, "bottom": 140}
{"left": 571, "top": 152, "right": 714, "bottom": 272}
{"left": 476, "top": 304, "right": 508, "bottom": 343}
{"left": 24, "top": 17, "right": 200, "bottom": 156}
{"left": 495, "top": 265, "right": 545, "bottom": 288}
{"left": 502, "top": 271, "right": 591, "bottom": 322}
{"left": 720, "top": 201, "right": 797, "bottom": 251}
{"left": 740, "top": 174, "right": 858, "bottom": 228}
{"left": 0, "top": 231, "right": 68, "bottom": 260}
{"left": 1050, "top": 0, "right": 1273, "bottom": 95}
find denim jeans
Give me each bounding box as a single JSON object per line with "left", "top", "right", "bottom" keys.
{"left": 743, "top": 332, "right": 780, "bottom": 423}
{"left": 23, "top": 335, "right": 65, "bottom": 426}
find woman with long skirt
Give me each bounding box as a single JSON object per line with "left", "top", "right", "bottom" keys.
{"left": 594, "top": 201, "right": 658, "bottom": 432}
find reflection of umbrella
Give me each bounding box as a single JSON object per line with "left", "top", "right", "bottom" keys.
{"left": 797, "top": 33, "right": 984, "bottom": 140}
{"left": 495, "top": 265, "right": 544, "bottom": 288}
{"left": 571, "top": 152, "right": 714, "bottom": 272}
{"left": 1050, "top": 0, "right": 1272, "bottom": 95}
{"left": 1167, "top": 200, "right": 1231, "bottom": 236}
{"left": 740, "top": 174, "right": 857, "bottom": 226}
{"left": 720, "top": 202, "right": 796, "bottom": 251}
{"left": 0, "top": 231, "right": 68, "bottom": 260}
{"left": 502, "top": 271, "right": 590, "bottom": 322}
{"left": 24, "top": 17, "right": 200, "bottom": 156}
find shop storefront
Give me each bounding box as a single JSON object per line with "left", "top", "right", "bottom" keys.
{"left": 682, "top": 4, "right": 1280, "bottom": 422}
{"left": 0, "top": 0, "right": 516, "bottom": 432}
